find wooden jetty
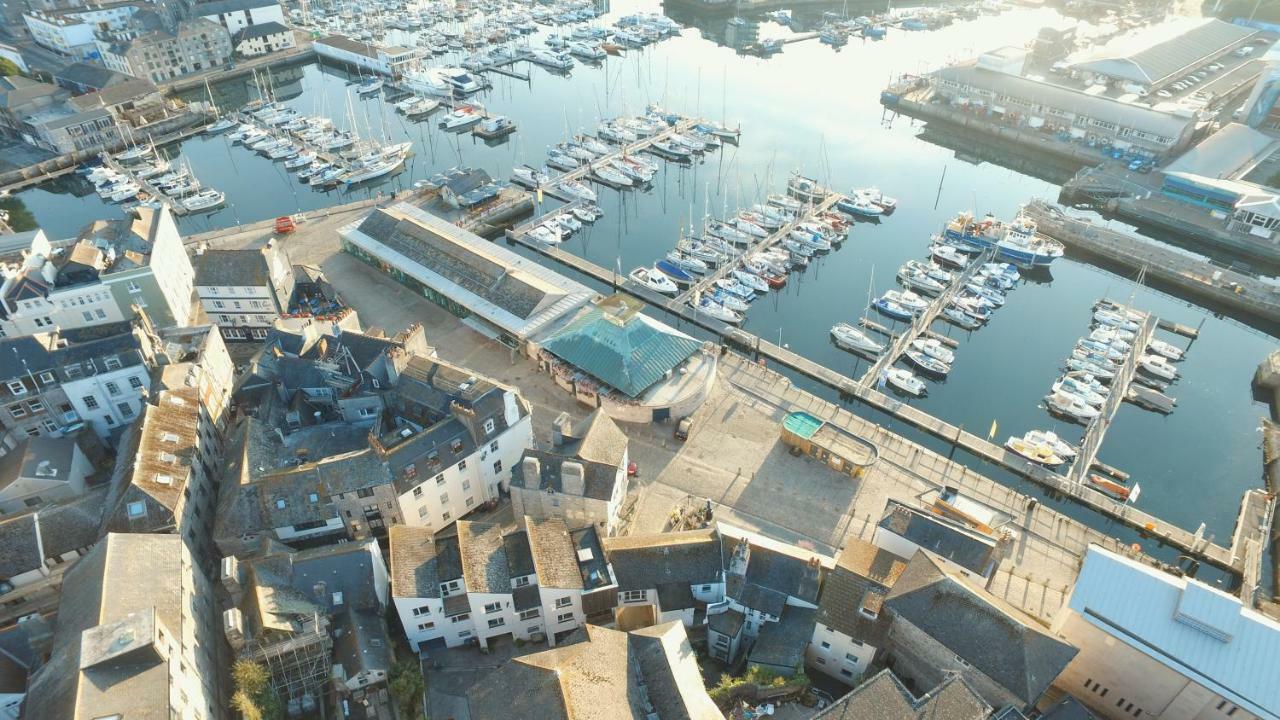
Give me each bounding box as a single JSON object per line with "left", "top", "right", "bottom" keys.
{"left": 503, "top": 221, "right": 1241, "bottom": 576}
{"left": 859, "top": 248, "right": 993, "bottom": 387}
{"left": 670, "top": 192, "right": 845, "bottom": 308}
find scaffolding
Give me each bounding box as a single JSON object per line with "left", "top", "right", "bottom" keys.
{"left": 242, "top": 622, "right": 333, "bottom": 714}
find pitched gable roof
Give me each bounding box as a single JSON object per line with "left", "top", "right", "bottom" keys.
{"left": 885, "top": 552, "right": 1078, "bottom": 705}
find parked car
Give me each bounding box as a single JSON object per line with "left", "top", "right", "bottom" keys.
{"left": 675, "top": 417, "right": 692, "bottom": 441}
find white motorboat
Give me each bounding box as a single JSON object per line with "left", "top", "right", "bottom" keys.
{"left": 568, "top": 41, "right": 606, "bottom": 60}
{"left": 690, "top": 296, "right": 743, "bottom": 324}
{"left": 284, "top": 151, "right": 317, "bottom": 170}
{"left": 711, "top": 290, "right": 750, "bottom": 313}
{"left": 511, "top": 164, "right": 550, "bottom": 188}
{"left": 591, "top": 164, "right": 632, "bottom": 187}
{"left": 1138, "top": 354, "right": 1178, "bottom": 381}
{"left": 831, "top": 323, "right": 884, "bottom": 355}
{"left": 441, "top": 106, "right": 484, "bottom": 130}
{"left": 629, "top": 266, "right": 678, "bottom": 294}
{"left": 665, "top": 252, "right": 708, "bottom": 275}
{"left": 557, "top": 180, "right": 597, "bottom": 203}
{"left": 1093, "top": 309, "right": 1140, "bottom": 333}
{"left": 179, "top": 189, "right": 225, "bottom": 212}
{"left": 571, "top": 204, "right": 602, "bottom": 223}
{"left": 205, "top": 117, "right": 237, "bottom": 134}
{"left": 883, "top": 289, "right": 929, "bottom": 314}
{"left": 931, "top": 244, "right": 969, "bottom": 268}
{"left": 883, "top": 368, "right": 927, "bottom": 397}
{"left": 1066, "top": 357, "right": 1116, "bottom": 381}
{"left": 441, "top": 67, "right": 485, "bottom": 94}
{"left": 556, "top": 213, "right": 582, "bottom": 234}
{"left": 528, "top": 223, "right": 564, "bottom": 245}
{"left": 342, "top": 156, "right": 404, "bottom": 185}
{"left": 531, "top": 49, "right": 574, "bottom": 69}
{"left": 1147, "top": 340, "right": 1184, "bottom": 361}
{"left": 1024, "top": 430, "right": 1078, "bottom": 459}
{"left": 1045, "top": 391, "right": 1101, "bottom": 423}
{"left": 1005, "top": 436, "right": 1066, "bottom": 467}
{"left": 116, "top": 144, "right": 153, "bottom": 162}
{"left": 856, "top": 186, "right": 898, "bottom": 213}
{"left": 356, "top": 78, "right": 384, "bottom": 95}
{"left": 768, "top": 193, "right": 803, "bottom": 213}
{"left": 909, "top": 338, "right": 955, "bottom": 364}
{"left": 546, "top": 150, "right": 579, "bottom": 171}
{"left": 897, "top": 267, "right": 945, "bottom": 296}
{"left": 1052, "top": 377, "right": 1105, "bottom": 407}
{"left": 733, "top": 217, "right": 767, "bottom": 238}
{"left": 731, "top": 269, "right": 769, "bottom": 293}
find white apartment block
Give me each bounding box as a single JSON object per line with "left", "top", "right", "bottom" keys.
{"left": 191, "top": 244, "right": 294, "bottom": 341}
{"left": 24, "top": 4, "right": 139, "bottom": 58}
{"left": 808, "top": 538, "right": 908, "bottom": 684}
{"left": 195, "top": 0, "right": 285, "bottom": 35}
{"left": 0, "top": 207, "right": 196, "bottom": 338}
{"left": 389, "top": 517, "right": 615, "bottom": 653}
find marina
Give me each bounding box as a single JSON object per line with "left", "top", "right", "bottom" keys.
{"left": 5, "top": 0, "right": 1276, "bottom": 581}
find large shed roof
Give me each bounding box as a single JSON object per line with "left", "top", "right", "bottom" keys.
{"left": 1069, "top": 18, "right": 1256, "bottom": 86}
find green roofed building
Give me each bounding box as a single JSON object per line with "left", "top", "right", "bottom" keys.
{"left": 539, "top": 294, "right": 704, "bottom": 398}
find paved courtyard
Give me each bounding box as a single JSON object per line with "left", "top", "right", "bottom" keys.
{"left": 199, "top": 202, "right": 1107, "bottom": 623}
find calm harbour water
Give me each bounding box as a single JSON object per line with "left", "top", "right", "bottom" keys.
{"left": 13, "top": 0, "right": 1277, "bottom": 550}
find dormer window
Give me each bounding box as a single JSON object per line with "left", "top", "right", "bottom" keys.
{"left": 450, "top": 438, "right": 463, "bottom": 453}
{"left": 126, "top": 501, "right": 146, "bottom": 518}
{"left": 483, "top": 418, "right": 495, "bottom": 435}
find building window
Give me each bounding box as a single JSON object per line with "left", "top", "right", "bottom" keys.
{"left": 457, "top": 460, "right": 466, "bottom": 471}
{"left": 129, "top": 376, "right": 143, "bottom": 389}
{"left": 815, "top": 658, "right": 826, "bottom": 665}
{"left": 118, "top": 403, "right": 133, "bottom": 418}
{"left": 820, "top": 641, "right": 830, "bottom": 649}
{"left": 106, "top": 381, "right": 120, "bottom": 396}
{"left": 417, "top": 621, "right": 435, "bottom": 632}
{"left": 127, "top": 501, "right": 146, "bottom": 518}
{"left": 37, "top": 372, "right": 54, "bottom": 384}
{"left": 845, "top": 653, "right": 858, "bottom": 663}
{"left": 83, "top": 396, "right": 99, "bottom": 409}
{"left": 441, "top": 511, "right": 450, "bottom": 522}
{"left": 556, "top": 612, "right": 574, "bottom": 624}
{"left": 621, "top": 590, "right": 645, "bottom": 603}
{"left": 413, "top": 485, "right": 424, "bottom": 498}
{"left": 104, "top": 357, "right": 122, "bottom": 370}
{"left": 6, "top": 381, "right": 26, "bottom": 395}
{"left": 483, "top": 418, "right": 495, "bottom": 434}
{"left": 466, "top": 497, "right": 475, "bottom": 507}
{"left": 513, "top": 576, "right": 529, "bottom": 588}
{"left": 8, "top": 404, "right": 26, "bottom": 419}
{"left": 840, "top": 669, "right": 853, "bottom": 678}
{"left": 412, "top": 605, "right": 431, "bottom": 617}
{"left": 487, "top": 617, "right": 505, "bottom": 629}
{"left": 436, "top": 474, "right": 446, "bottom": 486}
{"left": 489, "top": 440, "right": 498, "bottom": 452}
{"left": 519, "top": 608, "right": 539, "bottom": 621}
{"left": 554, "top": 597, "right": 572, "bottom": 609}
{"left": 483, "top": 601, "right": 501, "bottom": 614}
{"left": 356, "top": 487, "right": 374, "bottom": 498}
{"left": 418, "top": 506, "right": 429, "bottom": 518}
{"left": 493, "top": 460, "right": 502, "bottom": 474}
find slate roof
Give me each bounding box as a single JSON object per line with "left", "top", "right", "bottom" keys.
{"left": 193, "top": 248, "right": 271, "bottom": 287}
{"left": 233, "top": 20, "right": 290, "bottom": 42}
{"left": 604, "top": 528, "right": 722, "bottom": 592}
{"left": 514, "top": 409, "right": 627, "bottom": 501}
{"left": 708, "top": 608, "right": 744, "bottom": 637}
{"left": 66, "top": 78, "right": 158, "bottom": 112}
{"left": 194, "top": 0, "right": 282, "bottom": 16}
{"left": 748, "top": 606, "right": 816, "bottom": 671}
{"left": 340, "top": 203, "right": 592, "bottom": 339}
{"left": 0, "top": 335, "right": 57, "bottom": 381}
{"left": 1069, "top": 18, "right": 1255, "bottom": 85}
{"left": 513, "top": 583, "right": 542, "bottom": 612}
{"left": 814, "top": 669, "right": 992, "bottom": 720}
{"left": 1040, "top": 696, "right": 1101, "bottom": 719}
{"left": 503, "top": 529, "right": 535, "bottom": 579}
{"left": 723, "top": 532, "right": 823, "bottom": 615}
{"left": 0, "top": 514, "right": 42, "bottom": 581}
{"left": 877, "top": 501, "right": 996, "bottom": 576}
{"left": 0, "top": 435, "right": 80, "bottom": 491}
{"left": 540, "top": 294, "right": 703, "bottom": 398}
{"left": 817, "top": 539, "right": 908, "bottom": 638}
{"left": 466, "top": 622, "right": 722, "bottom": 720}
{"left": 55, "top": 63, "right": 132, "bottom": 92}
{"left": 457, "top": 521, "right": 511, "bottom": 594}
{"left": 884, "top": 552, "right": 1078, "bottom": 706}
{"left": 389, "top": 524, "right": 439, "bottom": 598}
{"left": 526, "top": 518, "right": 583, "bottom": 590}
{"left": 24, "top": 533, "right": 183, "bottom": 720}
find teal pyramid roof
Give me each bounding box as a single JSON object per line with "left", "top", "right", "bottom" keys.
{"left": 541, "top": 296, "right": 702, "bottom": 398}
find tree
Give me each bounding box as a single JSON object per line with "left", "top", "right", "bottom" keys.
{"left": 0, "top": 198, "right": 36, "bottom": 233}
{"left": 231, "top": 660, "right": 284, "bottom": 720}
{"left": 0, "top": 58, "right": 20, "bottom": 78}
{"left": 389, "top": 660, "right": 426, "bottom": 717}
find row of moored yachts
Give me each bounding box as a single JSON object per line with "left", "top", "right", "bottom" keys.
{"left": 85, "top": 144, "right": 225, "bottom": 214}
{"left": 210, "top": 103, "right": 413, "bottom": 188}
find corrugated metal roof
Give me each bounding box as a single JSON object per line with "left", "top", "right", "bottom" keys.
{"left": 1163, "top": 123, "right": 1279, "bottom": 180}
{"left": 1070, "top": 18, "right": 1256, "bottom": 86}
{"left": 1069, "top": 546, "right": 1280, "bottom": 719}
{"left": 540, "top": 296, "right": 702, "bottom": 398}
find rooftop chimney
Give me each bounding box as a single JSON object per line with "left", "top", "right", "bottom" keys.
{"left": 552, "top": 412, "right": 573, "bottom": 447}
{"left": 561, "top": 461, "right": 585, "bottom": 497}
{"left": 522, "top": 456, "right": 541, "bottom": 489}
